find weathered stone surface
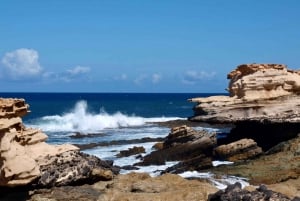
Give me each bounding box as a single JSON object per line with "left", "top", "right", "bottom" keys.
{"left": 36, "top": 151, "right": 117, "bottom": 187}
{"left": 214, "top": 138, "right": 262, "bottom": 162}
{"left": 189, "top": 64, "right": 300, "bottom": 123}
{"left": 136, "top": 126, "right": 216, "bottom": 171}
{"left": 211, "top": 135, "right": 300, "bottom": 185}
{"left": 208, "top": 182, "right": 296, "bottom": 201}
{"left": 29, "top": 173, "right": 218, "bottom": 201}
{"left": 116, "top": 146, "right": 145, "bottom": 158}
{"left": 0, "top": 98, "right": 118, "bottom": 187}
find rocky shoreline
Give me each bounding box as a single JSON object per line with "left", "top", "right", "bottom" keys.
{"left": 1, "top": 63, "right": 300, "bottom": 200}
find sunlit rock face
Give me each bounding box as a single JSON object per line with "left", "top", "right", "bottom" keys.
{"left": 0, "top": 98, "right": 117, "bottom": 187}
{"left": 189, "top": 64, "right": 300, "bottom": 123}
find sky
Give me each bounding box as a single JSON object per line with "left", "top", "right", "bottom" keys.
{"left": 0, "top": 0, "right": 300, "bottom": 93}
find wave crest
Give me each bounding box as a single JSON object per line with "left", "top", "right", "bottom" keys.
{"left": 26, "top": 100, "right": 182, "bottom": 132}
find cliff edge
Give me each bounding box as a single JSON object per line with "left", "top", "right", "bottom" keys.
{"left": 189, "top": 64, "right": 300, "bottom": 123}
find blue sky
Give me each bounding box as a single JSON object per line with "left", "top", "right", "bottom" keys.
{"left": 1, "top": 1, "right": 300, "bottom": 92}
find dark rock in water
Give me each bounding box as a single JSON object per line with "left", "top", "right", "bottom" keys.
{"left": 155, "top": 119, "right": 233, "bottom": 129}
{"left": 34, "top": 151, "right": 119, "bottom": 187}
{"left": 136, "top": 126, "right": 216, "bottom": 167}
{"left": 208, "top": 182, "right": 293, "bottom": 201}
{"left": 163, "top": 154, "right": 212, "bottom": 174}
{"left": 69, "top": 132, "right": 107, "bottom": 139}
{"left": 121, "top": 165, "right": 140, "bottom": 170}
{"left": 214, "top": 138, "right": 262, "bottom": 162}
{"left": 74, "top": 137, "right": 164, "bottom": 150}
{"left": 116, "top": 146, "right": 146, "bottom": 158}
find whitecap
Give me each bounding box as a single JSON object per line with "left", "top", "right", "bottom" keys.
{"left": 25, "top": 100, "right": 183, "bottom": 132}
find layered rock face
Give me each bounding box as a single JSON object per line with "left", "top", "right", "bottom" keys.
{"left": 137, "top": 125, "right": 216, "bottom": 172}
{"left": 214, "top": 138, "right": 262, "bottom": 162}
{"left": 0, "top": 98, "right": 117, "bottom": 187}
{"left": 189, "top": 64, "right": 300, "bottom": 123}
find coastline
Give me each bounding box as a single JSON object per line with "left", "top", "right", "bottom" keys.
{"left": 2, "top": 63, "right": 300, "bottom": 200}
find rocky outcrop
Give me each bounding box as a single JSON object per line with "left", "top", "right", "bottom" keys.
{"left": 208, "top": 182, "right": 298, "bottom": 201}
{"left": 29, "top": 173, "right": 218, "bottom": 201}
{"left": 189, "top": 64, "right": 300, "bottom": 123}
{"left": 0, "top": 98, "right": 118, "bottom": 187}
{"left": 214, "top": 138, "right": 262, "bottom": 162}
{"left": 116, "top": 146, "right": 145, "bottom": 157}
{"left": 136, "top": 125, "right": 216, "bottom": 170}
{"left": 212, "top": 135, "right": 300, "bottom": 185}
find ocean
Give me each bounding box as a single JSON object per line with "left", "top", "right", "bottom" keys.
{"left": 1, "top": 92, "right": 249, "bottom": 189}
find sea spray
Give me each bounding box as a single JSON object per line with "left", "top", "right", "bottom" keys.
{"left": 26, "top": 100, "right": 183, "bottom": 132}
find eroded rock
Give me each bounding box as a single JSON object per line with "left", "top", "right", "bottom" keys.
{"left": 136, "top": 126, "right": 216, "bottom": 170}
{"left": 208, "top": 182, "right": 296, "bottom": 201}
{"left": 214, "top": 138, "right": 262, "bottom": 162}
{"left": 0, "top": 98, "right": 118, "bottom": 187}
{"left": 189, "top": 64, "right": 300, "bottom": 123}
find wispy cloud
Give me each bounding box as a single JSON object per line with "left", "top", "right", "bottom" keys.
{"left": 1, "top": 48, "right": 43, "bottom": 80}
{"left": 182, "top": 70, "right": 216, "bottom": 85}
{"left": 60, "top": 66, "right": 91, "bottom": 82}
{"left": 114, "top": 73, "right": 128, "bottom": 81}
{"left": 134, "top": 74, "right": 148, "bottom": 85}
{"left": 67, "top": 66, "right": 90, "bottom": 76}
{"left": 152, "top": 73, "right": 162, "bottom": 84}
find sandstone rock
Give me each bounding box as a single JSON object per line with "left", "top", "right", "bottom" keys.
{"left": 136, "top": 126, "right": 216, "bottom": 169}
{"left": 97, "top": 173, "right": 218, "bottom": 201}
{"left": 28, "top": 173, "right": 218, "bottom": 201}
{"left": 214, "top": 138, "right": 262, "bottom": 162}
{"left": 211, "top": 135, "right": 300, "bottom": 185}
{"left": 189, "top": 64, "right": 300, "bottom": 123}
{"left": 0, "top": 98, "right": 118, "bottom": 187}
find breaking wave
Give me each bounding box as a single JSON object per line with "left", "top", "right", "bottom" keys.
{"left": 26, "top": 100, "right": 183, "bottom": 132}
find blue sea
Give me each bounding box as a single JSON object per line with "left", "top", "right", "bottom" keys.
{"left": 1, "top": 92, "right": 249, "bottom": 189}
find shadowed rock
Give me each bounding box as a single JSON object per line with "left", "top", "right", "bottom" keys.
{"left": 208, "top": 182, "right": 296, "bottom": 201}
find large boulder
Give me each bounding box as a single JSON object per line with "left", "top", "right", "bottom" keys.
{"left": 0, "top": 98, "right": 118, "bottom": 187}
{"left": 214, "top": 138, "right": 263, "bottom": 162}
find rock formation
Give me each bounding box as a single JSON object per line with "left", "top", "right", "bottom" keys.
{"left": 189, "top": 64, "right": 300, "bottom": 123}
{"left": 136, "top": 125, "right": 216, "bottom": 171}
{"left": 214, "top": 138, "right": 262, "bottom": 162}
{"left": 208, "top": 182, "right": 297, "bottom": 201}
{"left": 189, "top": 64, "right": 300, "bottom": 150}
{"left": 116, "top": 146, "right": 145, "bottom": 158}
{"left": 0, "top": 98, "right": 118, "bottom": 187}
{"left": 29, "top": 173, "right": 218, "bottom": 201}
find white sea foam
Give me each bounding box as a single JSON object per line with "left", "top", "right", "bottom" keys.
{"left": 179, "top": 171, "right": 250, "bottom": 190}
{"left": 212, "top": 160, "right": 234, "bottom": 166}
{"left": 26, "top": 100, "right": 184, "bottom": 132}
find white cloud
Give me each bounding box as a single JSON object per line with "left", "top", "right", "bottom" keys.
{"left": 67, "top": 66, "right": 90, "bottom": 75}
{"left": 114, "top": 73, "right": 128, "bottom": 81}
{"left": 152, "top": 73, "right": 162, "bottom": 84}
{"left": 1, "top": 48, "right": 42, "bottom": 80}
{"left": 134, "top": 74, "right": 148, "bottom": 85}
{"left": 182, "top": 70, "right": 216, "bottom": 85}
